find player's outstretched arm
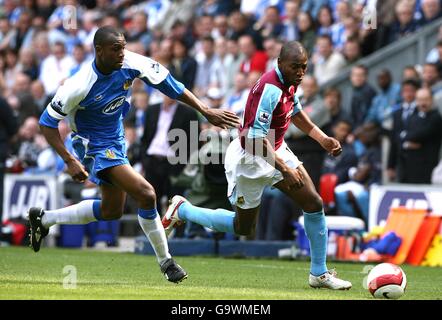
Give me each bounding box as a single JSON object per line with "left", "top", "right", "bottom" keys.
{"left": 40, "top": 125, "right": 88, "bottom": 183}
{"left": 177, "top": 88, "right": 241, "bottom": 129}
{"left": 292, "top": 110, "right": 342, "bottom": 157}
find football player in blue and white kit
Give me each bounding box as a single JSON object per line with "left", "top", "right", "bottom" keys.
{"left": 28, "top": 26, "right": 240, "bottom": 283}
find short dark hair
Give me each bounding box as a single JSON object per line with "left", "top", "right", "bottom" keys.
{"left": 279, "top": 41, "right": 307, "bottom": 61}
{"left": 93, "top": 26, "right": 124, "bottom": 47}
{"left": 324, "top": 87, "right": 342, "bottom": 100}
{"left": 353, "top": 64, "right": 368, "bottom": 74}
{"left": 401, "top": 78, "right": 421, "bottom": 89}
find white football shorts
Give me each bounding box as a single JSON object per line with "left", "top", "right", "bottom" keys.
{"left": 225, "top": 138, "right": 302, "bottom": 209}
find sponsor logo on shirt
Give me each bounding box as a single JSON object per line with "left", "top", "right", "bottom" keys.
{"left": 102, "top": 96, "right": 126, "bottom": 115}
{"left": 258, "top": 111, "right": 270, "bottom": 124}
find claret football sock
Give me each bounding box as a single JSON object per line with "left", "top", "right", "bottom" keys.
{"left": 303, "top": 210, "right": 328, "bottom": 276}
{"left": 178, "top": 202, "right": 235, "bottom": 234}
{"left": 138, "top": 208, "right": 171, "bottom": 264}
{"left": 42, "top": 200, "right": 103, "bottom": 228}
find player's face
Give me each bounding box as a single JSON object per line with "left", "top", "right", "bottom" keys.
{"left": 97, "top": 35, "right": 126, "bottom": 71}
{"left": 279, "top": 55, "right": 308, "bottom": 87}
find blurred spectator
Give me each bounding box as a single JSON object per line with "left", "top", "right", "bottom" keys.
{"left": 223, "top": 72, "right": 248, "bottom": 116}
{"left": 101, "top": 11, "right": 121, "bottom": 29}
{"left": 223, "top": 37, "right": 244, "bottom": 95}
{"left": 387, "top": 0, "right": 419, "bottom": 44}
{"left": 323, "top": 87, "right": 350, "bottom": 133}
{"left": 11, "top": 116, "right": 41, "bottom": 170}
{"left": 2, "top": 48, "right": 20, "bottom": 93}
{"left": 365, "top": 69, "right": 402, "bottom": 127}
{"left": 286, "top": 75, "right": 330, "bottom": 188}
{"left": 32, "top": 32, "right": 51, "bottom": 63}
{"left": 30, "top": 80, "right": 51, "bottom": 114}
{"left": 238, "top": 34, "right": 268, "bottom": 75}
{"left": 138, "top": 0, "right": 171, "bottom": 32}
{"left": 388, "top": 87, "right": 442, "bottom": 183}
{"left": 348, "top": 64, "right": 376, "bottom": 130}
{"left": 159, "top": 0, "right": 195, "bottom": 34}
{"left": 317, "top": 5, "right": 334, "bottom": 37}
{"left": 301, "top": 0, "right": 328, "bottom": 19}
{"left": 263, "top": 36, "right": 282, "bottom": 71}
{"left": 333, "top": 15, "right": 360, "bottom": 52}
{"left": 427, "top": 40, "right": 442, "bottom": 66}
{"left": 125, "top": 11, "right": 152, "bottom": 53}
{"left": 169, "top": 39, "right": 197, "bottom": 91}
{"left": 387, "top": 78, "right": 419, "bottom": 182}
{"left": 312, "top": 34, "right": 346, "bottom": 85}
{"left": 402, "top": 64, "right": 421, "bottom": 80}
{"left": 422, "top": 62, "right": 442, "bottom": 95}
{"left": 0, "top": 13, "right": 13, "bottom": 51}
{"left": 8, "top": 72, "right": 40, "bottom": 126}
{"left": 39, "top": 41, "right": 75, "bottom": 95}
{"left": 125, "top": 90, "right": 149, "bottom": 140}
{"left": 255, "top": 5, "right": 284, "bottom": 39}
{"left": 227, "top": 11, "right": 263, "bottom": 50}
{"left": 418, "top": 0, "right": 442, "bottom": 26}
{"left": 342, "top": 37, "right": 362, "bottom": 65}
{"left": 69, "top": 43, "right": 89, "bottom": 76}
{"left": 212, "top": 15, "right": 229, "bottom": 40}
{"left": 335, "top": 122, "right": 382, "bottom": 224}
{"left": 194, "top": 35, "right": 223, "bottom": 97}
{"left": 297, "top": 11, "right": 317, "bottom": 57}
{"left": 281, "top": 0, "right": 300, "bottom": 42}
{"left": 141, "top": 94, "right": 200, "bottom": 213}
{"left": 322, "top": 119, "right": 358, "bottom": 185}
{"left": 0, "top": 96, "right": 18, "bottom": 223}
{"left": 17, "top": 47, "right": 39, "bottom": 80}
{"left": 6, "top": 8, "right": 35, "bottom": 51}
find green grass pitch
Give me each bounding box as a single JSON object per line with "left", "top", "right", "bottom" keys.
{"left": 1, "top": 247, "right": 441, "bottom": 300}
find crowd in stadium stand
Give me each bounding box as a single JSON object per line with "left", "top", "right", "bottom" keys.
{"left": 1, "top": 0, "right": 442, "bottom": 241}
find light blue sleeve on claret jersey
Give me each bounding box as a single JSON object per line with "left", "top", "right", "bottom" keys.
{"left": 248, "top": 83, "right": 282, "bottom": 139}
{"left": 293, "top": 94, "right": 303, "bottom": 116}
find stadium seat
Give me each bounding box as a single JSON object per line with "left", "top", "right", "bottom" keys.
{"left": 319, "top": 173, "right": 338, "bottom": 206}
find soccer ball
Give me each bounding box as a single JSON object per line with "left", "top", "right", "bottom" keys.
{"left": 367, "top": 263, "right": 407, "bottom": 299}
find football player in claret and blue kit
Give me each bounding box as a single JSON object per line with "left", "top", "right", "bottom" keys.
{"left": 28, "top": 26, "right": 240, "bottom": 283}
{"left": 163, "top": 41, "right": 352, "bottom": 290}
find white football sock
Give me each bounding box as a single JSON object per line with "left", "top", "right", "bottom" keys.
{"left": 42, "top": 200, "right": 98, "bottom": 228}
{"left": 138, "top": 214, "right": 171, "bottom": 264}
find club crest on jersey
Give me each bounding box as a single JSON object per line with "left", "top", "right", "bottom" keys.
{"left": 123, "top": 79, "right": 133, "bottom": 90}
{"left": 105, "top": 149, "right": 116, "bottom": 159}
{"left": 258, "top": 111, "right": 270, "bottom": 124}
{"left": 102, "top": 96, "right": 126, "bottom": 115}
{"left": 95, "top": 94, "right": 103, "bottom": 101}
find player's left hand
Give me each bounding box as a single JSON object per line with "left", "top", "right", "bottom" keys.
{"left": 204, "top": 108, "right": 241, "bottom": 129}
{"left": 321, "top": 137, "right": 342, "bottom": 157}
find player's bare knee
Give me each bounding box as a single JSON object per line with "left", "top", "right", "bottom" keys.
{"left": 302, "top": 194, "right": 323, "bottom": 213}
{"left": 101, "top": 207, "right": 123, "bottom": 220}
{"left": 137, "top": 185, "right": 156, "bottom": 208}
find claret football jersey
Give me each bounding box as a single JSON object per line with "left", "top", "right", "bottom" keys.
{"left": 239, "top": 66, "right": 302, "bottom": 151}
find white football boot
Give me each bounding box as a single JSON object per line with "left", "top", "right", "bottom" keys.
{"left": 162, "top": 195, "right": 187, "bottom": 238}
{"left": 309, "top": 269, "right": 352, "bottom": 290}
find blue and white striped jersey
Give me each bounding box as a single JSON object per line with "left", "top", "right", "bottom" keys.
{"left": 39, "top": 50, "right": 184, "bottom": 149}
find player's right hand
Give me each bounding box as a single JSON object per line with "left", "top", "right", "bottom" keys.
{"left": 283, "top": 168, "right": 304, "bottom": 190}
{"left": 65, "top": 158, "right": 89, "bottom": 183}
